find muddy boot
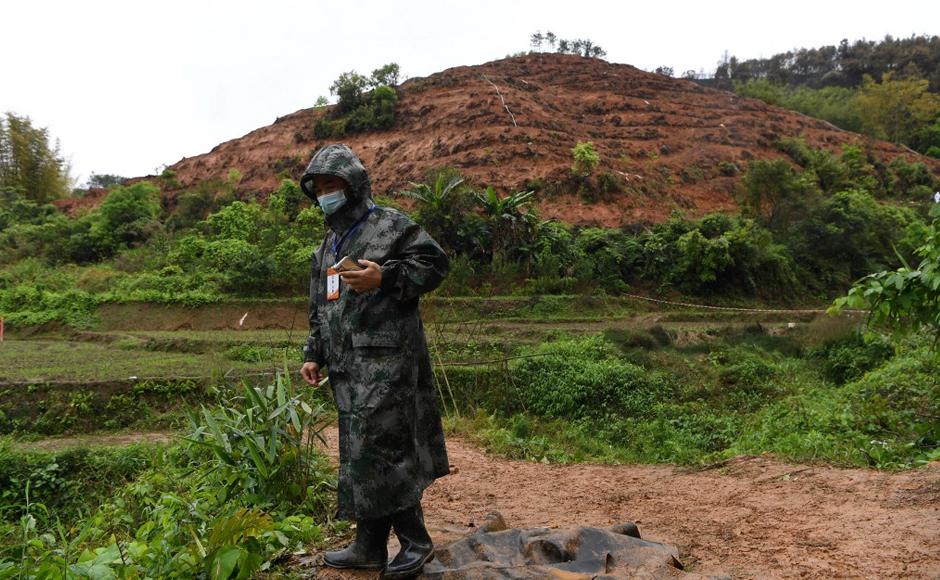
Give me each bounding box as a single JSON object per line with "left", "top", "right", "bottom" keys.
{"left": 385, "top": 502, "right": 434, "bottom": 579}
{"left": 323, "top": 515, "right": 392, "bottom": 570}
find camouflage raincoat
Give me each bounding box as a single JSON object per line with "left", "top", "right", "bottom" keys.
{"left": 300, "top": 144, "right": 450, "bottom": 521}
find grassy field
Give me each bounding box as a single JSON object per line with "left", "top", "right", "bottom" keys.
{"left": 0, "top": 338, "right": 281, "bottom": 383}
{"left": 0, "top": 311, "right": 816, "bottom": 383}
{"left": 2, "top": 298, "right": 934, "bottom": 470}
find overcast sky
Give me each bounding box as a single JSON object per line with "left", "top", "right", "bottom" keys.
{"left": 3, "top": 0, "right": 936, "bottom": 186}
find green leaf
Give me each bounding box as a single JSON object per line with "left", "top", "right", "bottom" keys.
{"left": 242, "top": 437, "right": 271, "bottom": 478}
{"left": 244, "top": 384, "right": 266, "bottom": 412}
{"left": 289, "top": 407, "right": 301, "bottom": 433}
{"left": 209, "top": 545, "right": 242, "bottom": 580}
{"left": 202, "top": 408, "right": 231, "bottom": 453}
{"left": 276, "top": 379, "right": 287, "bottom": 407}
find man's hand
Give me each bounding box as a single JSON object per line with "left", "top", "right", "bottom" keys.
{"left": 300, "top": 362, "right": 321, "bottom": 386}
{"left": 339, "top": 259, "right": 382, "bottom": 292}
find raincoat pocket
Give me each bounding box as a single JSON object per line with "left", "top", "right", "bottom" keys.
{"left": 351, "top": 330, "right": 400, "bottom": 348}
{"left": 349, "top": 331, "right": 404, "bottom": 410}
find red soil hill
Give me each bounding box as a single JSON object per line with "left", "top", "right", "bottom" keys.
{"left": 64, "top": 53, "right": 940, "bottom": 227}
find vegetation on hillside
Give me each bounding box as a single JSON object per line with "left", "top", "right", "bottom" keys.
{"left": 528, "top": 31, "right": 607, "bottom": 58}
{"left": 701, "top": 35, "right": 940, "bottom": 158}
{"left": 1, "top": 120, "right": 938, "bottom": 330}
{"left": 713, "top": 35, "right": 940, "bottom": 92}
{"left": 312, "top": 63, "right": 400, "bottom": 138}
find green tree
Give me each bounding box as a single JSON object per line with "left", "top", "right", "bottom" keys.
{"left": 267, "top": 178, "right": 305, "bottom": 222}
{"left": 741, "top": 158, "right": 817, "bottom": 231}
{"left": 830, "top": 204, "right": 940, "bottom": 345}
{"left": 346, "top": 85, "right": 398, "bottom": 132}
{"left": 0, "top": 112, "right": 71, "bottom": 203}
{"left": 329, "top": 71, "right": 371, "bottom": 114}
{"left": 473, "top": 186, "right": 536, "bottom": 261}
{"left": 167, "top": 189, "right": 215, "bottom": 231}
{"left": 399, "top": 170, "right": 479, "bottom": 255}
{"left": 319, "top": 64, "right": 400, "bottom": 136}
{"left": 855, "top": 72, "right": 940, "bottom": 145}
{"left": 92, "top": 182, "right": 161, "bottom": 250}
{"left": 544, "top": 31, "right": 557, "bottom": 51}
{"left": 530, "top": 31, "right": 544, "bottom": 51}
{"left": 370, "top": 63, "right": 400, "bottom": 87}
{"left": 204, "top": 200, "right": 264, "bottom": 242}
{"left": 86, "top": 172, "right": 127, "bottom": 189}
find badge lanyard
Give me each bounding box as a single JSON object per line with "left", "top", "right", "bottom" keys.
{"left": 332, "top": 203, "right": 376, "bottom": 256}
{"left": 326, "top": 204, "right": 376, "bottom": 301}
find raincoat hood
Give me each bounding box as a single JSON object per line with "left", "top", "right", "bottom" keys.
{"left": 300, "top": 143, "right": 375, "bottom": 234}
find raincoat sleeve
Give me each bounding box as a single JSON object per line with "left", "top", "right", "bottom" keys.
{"left": 302, "top": 240, "right": 327, "bottom": 365}
{"left": 378, "top": 222, "right": 449, "bottom": 302}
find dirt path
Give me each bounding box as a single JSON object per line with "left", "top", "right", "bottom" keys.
{"left": 315, "top": 425, "right": 940, "bottom": 579}
{"left": 14, "top": 431, "right": 175, "bottom": 452}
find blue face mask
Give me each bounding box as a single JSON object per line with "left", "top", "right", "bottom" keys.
{"left": 317, "top": 189, "right": 348, "bottom": 215}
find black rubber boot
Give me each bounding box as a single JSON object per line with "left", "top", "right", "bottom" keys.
{"left": 385, "top": 502, "right": 434, "bottom": 579}
{"left": 323, "top": 515, "right": 392, "bottom": 570}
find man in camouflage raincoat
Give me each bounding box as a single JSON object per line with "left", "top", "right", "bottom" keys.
{"left": 299, "top": 143, "right": 449, "bottom": 577}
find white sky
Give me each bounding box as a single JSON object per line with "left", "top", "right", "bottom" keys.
{"left": 2, "top": 0, "right": 935, "bottom": 186}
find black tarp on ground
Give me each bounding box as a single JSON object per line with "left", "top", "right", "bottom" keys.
{"left": 420, "top": 512, "right": 727, "bottom": 579}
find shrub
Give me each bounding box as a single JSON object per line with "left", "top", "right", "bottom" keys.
{"left": 89, "top": 181, "right": 162, "bottom": 256}
{"left": 793, "top": 189, "right": 923, "bottom": 291}
{"left": 845, "top": 342, "right": 939, "bottom": 462}
{"left": 809, "top": 332, "right": 895, "bottom": 384}
{"left": 319, "top": 64, "right": 400, "bottom": 136}
{"left": 571, "top": 141, "right": 600, "bottom": 177}
{"left": 830, "top": 204, "right": 940, "bottom": 342}
{"left": 718, "top": 161, "right": 740, "bottom": 176}
{"left": 596, "top": 172, "right": 624, "bottom": 195}
{"left": 888, "top": 157, "right": 936, "bottom": 198}
{"left": 167, "top": 189, "right": 215, "bottom": 231}
{"left": 184, "top": 367, "right": 334, "bottom": 511}
{"left": 509, "top": 335, "right": 676, "bottom": 420}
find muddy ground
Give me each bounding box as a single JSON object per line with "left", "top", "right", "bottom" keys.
{"left": 312, "top": 425, "right": 939, "bottom": 579}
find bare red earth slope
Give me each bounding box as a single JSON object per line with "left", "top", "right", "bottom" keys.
{"left": 100, "top": 53, "right": 940, "bottom": 226}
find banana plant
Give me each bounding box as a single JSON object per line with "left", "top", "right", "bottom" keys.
{"left": 399, "top": 174, "right": 464, "bottom": 212}
{"left": 472, "top": 186, "right": 537, "bottom": 260}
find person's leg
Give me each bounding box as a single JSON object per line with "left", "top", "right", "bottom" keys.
{"left": 385, "top": 500, "right": 434, "bottom": 578}
{"left": 322, "top": 514, "right": 392, "bottom": 569}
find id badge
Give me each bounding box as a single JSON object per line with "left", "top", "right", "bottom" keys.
{"left": 326, "top": 266, "right": 340, "bottom": 301}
